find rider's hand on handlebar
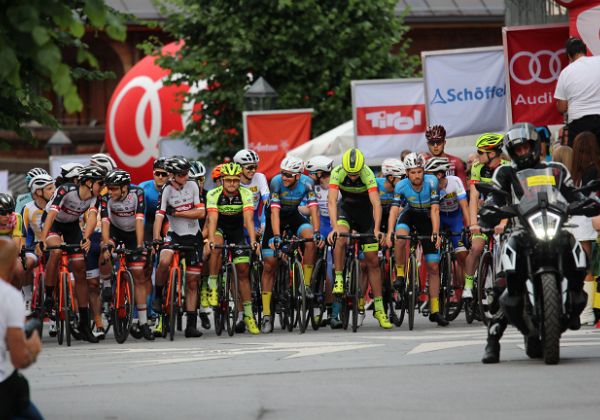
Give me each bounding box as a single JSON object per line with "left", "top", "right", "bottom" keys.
{"left": 432, "top": 233, "right": 441, "bottom": 249}
{"left": 494, "top": 223, "right": 506, "bottom": 235}
{"left": 327, "top": 228, "right": 338, "bottom": 246}
{"left": 374, "top": 229, "right": 384, "bottom": 246}
{"left": 81, "top": 237, "right": 91, "bottom": 253}
{"left": 385, "top": 232, "right": 393, "bottom": 248}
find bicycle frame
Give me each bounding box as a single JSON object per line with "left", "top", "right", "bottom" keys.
{"left": 114, "top": 251, "right": 133, "bottom": 319}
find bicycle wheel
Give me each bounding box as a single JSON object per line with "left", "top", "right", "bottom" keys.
{"left": 168, "top": 269, "right": 178, "bottom": 341}
{"left": 214, "top": 271, "right": 224, "bottom": 336}
{"left": 341, "top": 257, "right": 351, "bottom": 330}
{"left": 115, "top": 270, "right": 135, "bottom": 344}
{"left": 309, "top": 258, "right": 326, "bottom": 331}
{"left": 294, "top": 260, "right": 308, "bottom": 334}
{"left": 55, "top": 278, "right": 64, "bottom": 345}
{"left": 285, "top": 263, "right": 296, "bottom": 332}
{"left": 350, "top": 258, "right": 361, "bottom": 333}
{"left": 384, "top": 255, "right": 405, "bottom": 327}
{"left": 62, "top": 273, "right": 72, "bottom": 347}
{"left": 33, "top": 271, "right": 45, "bottom": 336}
{"left": 251, "top": 260, "right": 263, "bottom": 326}
{"left": 407, "top": 254, "right": 418, "bottom": 331}
{"left": 275, "top": 261, "right": 289, "bottom": 330}
{"left": 226, "top": 263, "right": 239, "bottom": 337}
{"left": 477, "top": 251, "right": 494, "bottom": 326}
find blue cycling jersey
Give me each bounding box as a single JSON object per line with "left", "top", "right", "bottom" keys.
{"left": 269, "top": 174, "right": 317, "bottom": 216}
{"left": 376, "top": 178, "right": 395, "bottom": 213}
{"left": 392, "top": 174, "right": 439, "bottom": 214}
{"left": 138, "top": 180, "right": 161, "bottom": 228}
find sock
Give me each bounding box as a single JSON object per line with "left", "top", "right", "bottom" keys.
{"left": 594, "top": 278, "right": 600, "bottom": 310}
{"left": 186, "top": 311, "right": 197, "bottom": 329}
{"left": 243, "top": 301, "right": 253, "bottom": 318}
{"left": 94, "top": 314, "right": 103, "bottom": 329}
{"left": 335, "top": 271, "right": 343, "bottom": 282}
{"left": 22, "top": 285, "right": 32, "bottom": 301}
{"left": 138, "top": 306, "right": 148, "bottom": 324}
{"left": 332, "top": 302, "right": 341, "bottom": 318}
{"left": 208, "top": 275, "right": 218, "bottom": 289}
{"left": 303, "top": 264, "right": 313, "bottom": 286}
{"left": 464, "top": 275, "right": 474, "bottom": 289}
{"left": 79, "top": 308, "right": 89, "bottom": 327}
{"left": 262, "top": 292, "right": 272, "bottom": 316}
{"left": 359, "top": 297, "right": 365, "bottom": 310}
{"left": 431, "top": 297, "right": 440, "bottom": 314}
{"left": 395, "top": 265, "right": 405, "bottom": 278}
{"left": 374, "top": 296, "right": 384, "bottom": 313}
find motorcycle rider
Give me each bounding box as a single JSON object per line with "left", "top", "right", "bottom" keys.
{"left": 479, "top": 122, "right": 599, "bottom": 363}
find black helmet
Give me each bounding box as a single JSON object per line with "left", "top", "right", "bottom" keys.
{"left": 153, "top": 157, "right": 168, "bottom": 170}
{"left": 105, "top": 169, "right": 131, "bottom": 187}
{"left": 0, "top": 193, "right": 16, "bottom": 212}
{"left": 504, "top": 122, "right": 540, "bottom": 170}
{"left": 166, "top": 156, "right": 190, "bottom": 174}
{"left": 78, "top": 165, "right": 107, "bottom": 182}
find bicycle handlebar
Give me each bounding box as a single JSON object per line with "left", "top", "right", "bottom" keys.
{"left": 45, "top": 243, "right": 83, "bottom": 252}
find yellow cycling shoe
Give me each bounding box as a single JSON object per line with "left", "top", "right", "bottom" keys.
{"left": 374, "top": 310, "right": 393, "bottom": 329}
{"left": 153, "top": 315, "right": 163, "bottom": 337}
{"left": 200, "top": 287, "right": 209, "bottom": 308}
{"left": 244, "top": 316, "right": 260, "bottom": 334}
{"left": 332, "top": 278, "right": 344, "bottom": 295}
{"left": 208, "top": 287, "right": 218, "bottom": 307}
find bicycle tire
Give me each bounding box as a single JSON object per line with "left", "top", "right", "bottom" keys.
{"left": 341, "top": 256, "right": 352, "bottom": 330}
{"left": 309, "top": 258, "right": 326, "bottom": 331}
{"left": 115, "top": 270, "right": 135, "bottom": 344}
{"left": 251, "top": 261, "right": 263, "bottom": 326}
{"left": 351, "top": 258, "right": 361, "bottom": 333}
{"left": 63, "top": 273, "right": 71, "bottom": 347}
{"left": 408, "top": 254, "right": 417, "bottom": 331}
{"left": 295, "top": 260, "right": 308, "bottom": 334}
{"left": 33, "top": 271, "right": 45, "bottom": 336}
{"left": 276, "top": 262, "right": 288, "bottom": 330}
{"left": 477, "top": 251, "right": 493, "bottom": 326}
{"left": 286, "top": 262, "right": 296, "bottom": 332}
{"left": 214, "top": 271, "right": 224, "bottom": 336}
{"left": 384, "top": 255, "right": 405, "bottom": 327}
{"left": 226, "top": 263, "right": 239, "bottom": 337}
{"left": 168, "top": 269, "right": 178, "bottom": 341}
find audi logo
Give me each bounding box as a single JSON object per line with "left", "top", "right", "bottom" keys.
{"left": 509, "top": 49, "right": 566, "bottom": 85}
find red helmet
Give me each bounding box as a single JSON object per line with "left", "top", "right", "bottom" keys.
{"left": 425, "top": 125, "right": 446, "bottom": 141}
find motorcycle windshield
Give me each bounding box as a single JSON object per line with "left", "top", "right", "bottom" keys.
{"left": 516, "top": 168, "right": 568, "bottom": 214}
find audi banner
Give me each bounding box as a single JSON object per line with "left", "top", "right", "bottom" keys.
{"left": 422, "top": 47, "right": 507, "bottom": 138}
{"left": 503, "top": 24, "right": 570, "bottom": 126}
{"left": 243, "top": 109, "right": 313, "bottom": 180}
{"left": 352, "top": 78, "right": 427, "bottom": 158}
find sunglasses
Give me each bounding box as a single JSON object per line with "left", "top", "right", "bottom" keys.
{"left": 427, "top": 140, "right": 444, "bottom": 146}
{"left": 280, "top": 172, "right": 295, "bottom": 179}
{"left": 154, "top": 171, "right": 168, "bottom": 178}
{"left": 477, "top": 150, "right": 491, "bottom": 155}
{"left": 243, "top": 165, "right": 257, "bottom": 171}
{"left": 0, "top": 210, "right": 11, "bottom": 216}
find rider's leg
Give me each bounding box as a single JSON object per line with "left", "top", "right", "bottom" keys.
{"left": 365, "top": 247, "right": 392, "bottom": 329}
{"left": 464, "top": 235, "right": 486, "bottom": 297}
{"left": 299, "top": 226, "right": 315, "bottom": 288}
{"left": 237, "top": 262, "right": 259, "bottom": 334}
{"left": 207, "top": 234, "right": 223, "bottom": 307}
{"left": 72, "top": 253, "right": 98, "bottom": 342}
{"left": 332, "top": 223, "right": 349, "bottom": 294}
{"left": 393, "top": 227, "right": 409, "bottom": 289}
{"left": 260, "top": 256, "right": 276, "bottom": 316}
{"left": 154, "top": 249, "right": 173, "bottom": 307}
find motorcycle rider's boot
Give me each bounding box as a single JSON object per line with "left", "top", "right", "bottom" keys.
{"left": 499, "top": 289, "right": 529, "bottom": 335}
{"left": 525, "top": 335, "right": 542, "bottom": 359}
{"left": 482, "top": 318, "right": 507, "bottom": 364}
{"left": 571, "top": 286, "right": 589, "bottom": 328}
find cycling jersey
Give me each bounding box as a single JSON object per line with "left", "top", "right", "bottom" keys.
{"left": 100, "top": 187, "right": 145, "bottom": 233}
{"left": 0, "top": 212, "right": 24, "bottom": 238}
{"left": 46, "top": 184, "right": 99, "bottom": 223}
{"left": 377, "top": 177, "right": 395, "bottom": 232}
{"left": 22, "top": 201, "right": 45, "bottom": 246}
{"left": 439, "top": 175, "right": 467, "bottom": 215}
{"left": 329, "top": 165, "right": 378, "bottom": 202}
{"left": 15, "top": 192, "right": 32, "bottom": 215}
{"left": 206, "top": 186, "right": 254, "bottom": 237}
{"left": 392, "top": 174, "right": 439, "bottom": 213}
{"left": 269, "top": 174, "right": 317, "bottom": 216}
{"left": 241, "top": 172, "right": 269, "bottom": 228}
{"left": 138, "top": 180, "right": 161, "bottom": 228}
{"left": 470, "top": 160, "right": 511, "bottom": 185}
{"left": 157, "top": 180, "right": 204, "bottom": 236}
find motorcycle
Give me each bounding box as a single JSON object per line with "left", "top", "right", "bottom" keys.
{"left": 477, "top": 167, "right": 600, "bottom": 365}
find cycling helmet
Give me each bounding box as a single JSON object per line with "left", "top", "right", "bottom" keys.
{"left": 105, "top": 169, "right": 131, "bottom": 187}
{"left": 504, "top": 122, "right": 540, "bottom": 170}
{"left": 233, "top": 149, "right": 260, "bottom": 165}
{"left": 342, "top": 148, "right": 364, "bottom": 174}
{"left": 212, "top": 164, "right": 224, "bottom": 181}
{"left": 60, "top": 162, "right": 83, "bottom": 179}
{"left": 165, "top": 156, "right": 191, "bottom": 174}
{"left": 221, "top": 162, "right": 243, "bottom": 178}
{"left": 280, "top": 156, "right": 304, "bottom": 174}
{"left": 403, "top": 152, "right": 425, "bottom": 170}
{"left": 306, "top": 156, "right": 333, "bottom": 173}
{"left": 381, "top": 158, "right": 405, "bottom": 177}
{"left": 476, "top": 133, "right": 504, "bottom": 152}
{"left": 425, "top": 125, "right": 446, "bottom": 141}
{"left": 25, "top": 168, "right": 49, "bottom": 186}
{"left": 189, "top": 161, "right": 207, "bottom": 179}
{"left": 153, "top": 157, "right": 168, "bottom": 170}
{"left": 0, "top": 193, "right": 16, "bottom": 213}
{"left": 90, "top": 153, "right": 117, "bottom": 171}
{"left": 78, "top": 165, "right": 107, "bottom": 182}
{"left": 28, "top": 173, "right": 55, "bottom": 193}
{"left": 424, "top": 157, "right": 451, "bottom": 174}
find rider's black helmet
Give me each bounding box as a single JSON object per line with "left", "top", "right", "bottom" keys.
{"left": 504, "top": 122, "right": 540, "bottom": 170}
{"left": 0, "top": 193, "right": 15, "bottom": 213}
{"left": 105, "top": 169, "right": 131, "bottom": 187}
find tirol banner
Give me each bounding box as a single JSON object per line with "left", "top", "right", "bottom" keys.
{"left": 422, "top": 47, "right": 507, "bottom": 138}
{"left": 352, "top": 78, "right": 427, "bottom": 158}
{"left": 243, "top": 109, "right": 313, "bottom": 180}
{"left": 503, "top": 24, "right": 570, "bottom": 126}
{"left": 567, "top": 1, "right": 600, "bottom": 56}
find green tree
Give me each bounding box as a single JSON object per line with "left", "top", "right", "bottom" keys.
{"left": 147, "top": 0, "right": 418, "bottom": 160}
{"left": 0, "top": 0, "right": 126, "bottom": 140}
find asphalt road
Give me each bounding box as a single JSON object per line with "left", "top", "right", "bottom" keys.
{"left": 27, "top": 313, "right": 600, "bottom": 420}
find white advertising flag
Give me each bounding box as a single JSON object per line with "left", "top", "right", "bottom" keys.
{"left": 352, "top": 78, "right": 427, "bottom": 158}
{"left": 423, "top": 47, "right": 507, "bottom": 138}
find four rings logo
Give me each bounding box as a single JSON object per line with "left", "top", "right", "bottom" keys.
{"left": 509, "top": 49, "right": 566, "bottom": 85}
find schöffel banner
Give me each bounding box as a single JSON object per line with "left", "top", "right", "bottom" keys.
{"left": 422, "top": 47, "right": 507, "bottom": 138}
{"left": 352, "top": 78, "right": 427, "bottom": 157}
{"left": 503, "top": 24, "right": 569, "bottom": 126}
{"left": 243, "top": 109, "right": 313, "bottom": 180}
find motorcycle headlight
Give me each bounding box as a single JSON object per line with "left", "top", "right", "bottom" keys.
{"left": 527, "top": 211, "right": 561, "bottom": 240}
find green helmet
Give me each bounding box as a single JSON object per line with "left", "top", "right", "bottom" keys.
{"left": 476, "top": 133, "right": 503, "bottom": 152}
{"left": 342, "top": 148, "right": 365, "bottom": 174}
{"left": 220, "top": 162, "right": 242, "bottom": 178}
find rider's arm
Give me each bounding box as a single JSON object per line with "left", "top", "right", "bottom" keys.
{"left": 205, "top": 211, "right": 218, "bottom": 244}
{"left": 387, "top": 205, "right": 399, "bottom": 237}
{"left": 82, "top": 204, "right": 98, "bottom": 242}
{"left": 153, "top": 186, "right": 168, "bottom": 240}
{"left": 134, "top": 187, "right": 145, "bottom": 247}
{"left": 327, "top": 187, "right": 339, "bottom": 232}
{"left": 243, "top": 209, "right": 256, "bottom": 244}
{"left": 431, "top": 203, "right": 440, "bottom": 236}
{"left": 100, "top": 195, "right": 111, "bottom": 246}
{"left": 40, "top": 210, "right": 56, "bottom": 242}
{"left": 271, "top": 206, "right": 281, "bottom": 237}
{"left": 368, "top": 189, "right": 382, "bottom": 234}
{"left": 468, "top": 183, "right": 480, "bottom": 228}
{"left": 304, "top": 179, "right": 320, "bottom": 233}
{"left": 459, "top": 198, "right": 470, "bottom": 227}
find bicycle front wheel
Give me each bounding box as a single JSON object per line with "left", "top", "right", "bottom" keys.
{"left": 225, "top": 263, "right": 239, "bottom": 337}
{"left": 251, "top": 261, "right": 263, "bottom": 326}
{"left": 114, "top": 270, "right": 135, "bottom": 344}
{"left": 407, "top": 254, "right": 418, "bottom": 331}
{"left": 477, "top": 251, "right": 494, "bottom": 326}
{"left": 294, "top": 260, "right": 308, "bottom": 334}
{"left": 309, "top": 258, "right": 327, "bottom": 331}
{"left": 168, "top": 269, "right": 178, "bottom": 341}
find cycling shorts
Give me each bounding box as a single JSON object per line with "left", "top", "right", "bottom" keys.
{"left": 262, "top": 208, "right": 312, "bottom": 257}
{"left": 216, "top": 225, "right": 250, "bottom": 265}
{"left": 44, "top": 218, "right": 82, "bottom": 255}
{"left": 395, "top": 208, "right": 439, "bottom": 263}
{"left": 440, "top": 211, "right": 466, "bottom": 252}
{"left": 85, "top": 231, "right": 101, "bottom": 278}
{"left": 337, "top": 202, "right": 378, "bottom": 251}
{"left": 163, "top": 231, "right": 203, "bottom": 267}
{"left": 109, "top": 225, "right": 145, "bottom": 265}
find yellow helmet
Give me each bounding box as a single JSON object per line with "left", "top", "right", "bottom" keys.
{"left": 342, "top": 148, "right": 365, "bottom": 174}
{"left": 220, "top": 162, "right": 242, "bottom": 178}
{"left": 476, "top": 133, "right": 503, "bottom": 152}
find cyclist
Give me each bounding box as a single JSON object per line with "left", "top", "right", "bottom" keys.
{"left": 424, "top": 157, "right": 470, "bottom": 295}
{"left": 0, "top": 193, "right": 27, "bottom": 289}
{"left": 100, "top": 169, "right": 154, "bottom": 341}
{"left": 212, "top": 164, "right": 224, "bottom": 188}
{"left": 153, "top": 156, "right": 205, "bottom": 338}
{"left": 205, "top": 162, "right": 259, "bottom": 334}
{"left": 260, "top": 156, "right": 320, "bottom": 333}
{"left": 424, "top": 125, "right": 468, "bottom": 187}
{"left": 15, "top": 168, "right": 49, "bottom": 214}
{"left": 463, "top": 133, "right": 510, "bottom": 299}
{"left": 40, "top": 165, "right": 107, "bottom": 343}
{"left": 328, "top": 148, "right": 393, "bottom": 329}
{"left": 233, "top": 149, "right": 269, "bottom": 236}
{"left": 386, "top": 152, "right": 449, "bottom": 326}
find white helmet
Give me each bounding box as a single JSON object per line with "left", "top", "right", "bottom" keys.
{"left": 305, "top": 155, "right": 333, "bottom": 173}
{"left": 424, "top": 157, "right": 451, "bottom": 173}
{"left": 90, "top": 153, "right": 117, "bottom": 171}
{"left": 381, "top": 158, "right": 405, "bottom": 177}
{"left": 280, "top": 156, "right": 304, "bottom": 174}
{"left": 28, "top": 173, "right": 55, "bottom": 193}
{"left": 403, "top": 152, "right": 425, "bottom": 170}
{"left": 233, "top": 149, "right": 259, "bottom": 165}
{"left": 60, "top": 162, "right": 84, "bottom": 179}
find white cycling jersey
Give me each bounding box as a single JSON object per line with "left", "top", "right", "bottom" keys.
{"left": 241, "top": 172, "right": 269, "bottom": 211}
{"left": 157, "top": 180, "right": 204, "bottom": 236}
{"left": 46, "top": 183, "right": 98, "bottom": 223}
{"left": 439, "top": 175, "right": 467, "bottom": 214}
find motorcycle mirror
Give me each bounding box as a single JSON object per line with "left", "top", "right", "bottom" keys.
{"left": 475, "top": 182, "right": 511, "bottom": 198}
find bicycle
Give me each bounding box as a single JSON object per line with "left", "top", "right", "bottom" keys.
{"left": 108, "top": 243, "right": 137, "bottom": 344}
{"left": 380, "top": 246, "right": 405, "bottom": 327}
{"left": 475, "top": 230, "right": 505, "bottom": 326}
{"left": 21, "top": 244, "right": 46, "bottom": 334}
{"left": 45, "top": 243, "right": 80, "bottom": 346}
{"left": 309, "top": 244, "right": 330, "bottom": 330}
{"left": 250, "top": 249, "right": 263, "bottom": 328}
{"left": 438, "top": 230, "right": 464, "bottom": 322}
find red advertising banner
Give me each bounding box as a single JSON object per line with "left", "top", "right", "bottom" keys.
{"left": 568, "top": 1, "right": 600, "bottom": 56}
{"left": 243, "top": 110, "right": 312, "bottom": 180}
{"left": 503, "top": 24, "right": 570, "bottom": 126}
{"left": 355, "top": 104, "right": 426, "bottom": 136}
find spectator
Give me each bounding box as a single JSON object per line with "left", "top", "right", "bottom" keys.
{"left": 0, "top": 238, "right": 43, "bottom": 419}
{"left": 554, "top": 37, "right": 600, "bottom": 148}
{"left": 552, "top": 145, "right": 573, "bottom": 172}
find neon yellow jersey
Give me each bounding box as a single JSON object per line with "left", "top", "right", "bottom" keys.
{"left": 329, "top": 165, "right": 377, "bottom": 202}
{"left": 469, "top": 160, "right": 510, "bottom": 185}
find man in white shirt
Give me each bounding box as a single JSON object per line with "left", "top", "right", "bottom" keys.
{"left": 554, "top": 37, "right": 600, "bottom": 147}
{"left": 0, "top": 238, "right": 43, "bottom": 419}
